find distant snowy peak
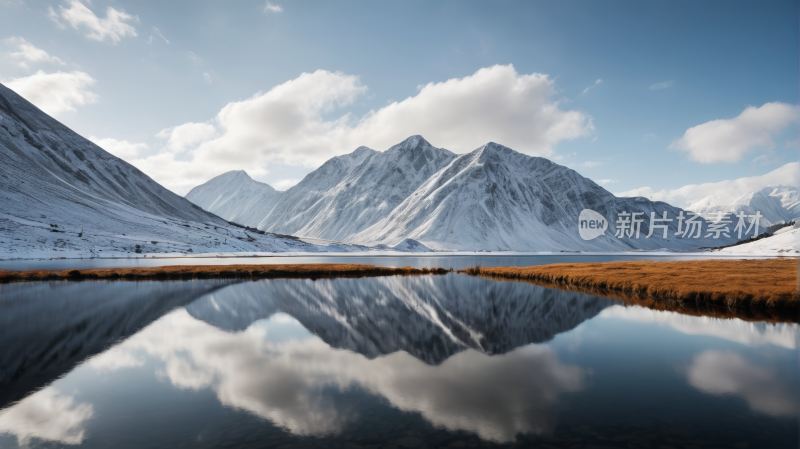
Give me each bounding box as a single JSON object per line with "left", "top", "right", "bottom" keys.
{"left": 186, "top": 170, "right": 282, "bottom": 227}
{"left": 257, "top": 135, "right": 457, "bottom": 241}
{"left": 689, "top": 185, "right": 800, "bottom": 227}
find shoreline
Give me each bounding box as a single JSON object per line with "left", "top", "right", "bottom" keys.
{"left": 459, "top": 259, "right": 798, "bottom": 312}
{"left": 0, "top": 263, "right": 450, "bottom": 283}
{"left": 2, "top": 251, "right": 797, "bottom": 261}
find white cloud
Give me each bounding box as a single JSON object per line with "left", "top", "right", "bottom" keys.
{"left": 203, "top": 72, "right": 212, "bottom": 84}
{"left": 129, "top": 65, "right": 593, "bottom": 194}
{"left": 671, "top": 102, "right": 800, "bottom": 164}
{"left": 597, "top": 179, "right": 618, "bottom": 185}
{"left": 649, "top": 80, "right": 673, "bottom": 90}
{"left": 687, "top": 351, "right": 796, "bottom": 417}
{"left": 580, "top": 78, "right": 602, "bottom": 95}
{"left": 47, "top": 6, "right": 66, "bottom": 28}
{"left": 153, "top": 26, "right": 169, "bottom": 44}
{"left": 615, "top": 162, "right": 799, "bottom": 208}
{"left": 272, "top": 178, "right": 301, "bottom": 190}
{"left": 188, "top": 51, "right": 201, "bottom": 62}
{"left": 156, "top": 122, "right": 218, "bottom": 154}
{"left": 4, "top": 70, "right": 98, "bottom": 116}
{"left": 0, "top": 387, "right": 94, "bottom": 446}
{"left": 643, "top": 133, "right": 657, "bottom": 141}
{"left": 5, "top": 37, "right": 65, "bottom": 69}
{"left": 89, "top": 136, "right": 149, "bottom": 160}
{"left": 54, "top": 0, "right": 138, "bottom": 44}
{"left": 263, "top": 1, "right": 283, "bottom": 13}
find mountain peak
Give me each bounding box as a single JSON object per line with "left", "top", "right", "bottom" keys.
{"left": 225, "top": 170, "right": 251, "bottom": 179}
{"left": 472, "top": 141, "right": 522, "bottom": 162}
{"left": 387, "top": 135, "right": 433, "bottom": 153}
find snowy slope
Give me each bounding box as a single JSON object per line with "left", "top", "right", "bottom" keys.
{"left": 689, "top": 186, "right": 800, "bottom": 228}
{"left": 185, "top": 170, "right": 283, "bottom": 227}
{"left": 351, "top": 142, "right": 735, "bottom": 251}
{"left": 0, "top": 82, "right": 369, "bottom": 259}
{"left": 258, "top": 136, "right": 457, "bottom": 241}
{"left": 715, "top": 224, "right": 800, "bottom": 255}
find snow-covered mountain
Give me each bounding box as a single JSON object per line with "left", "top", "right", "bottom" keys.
{"left": 351, "top": 142, "right": 733, "bottom": 251}
{"left": 185, "top": 170, "right": 283, "bottom": 227}
{"left": 186, "top": 136, "right": 736, "bottom": 251}
{"left": 688, "top": 185, "right": 800, "bottom": 228}
{"left": 186, "top": 275, "right": 616, "bottom": 365}
{"left": 0, "top": 82, "right": 368, "bottom": 258}
{"left": 257, "top": 136, "right": 457, "bottom": 241}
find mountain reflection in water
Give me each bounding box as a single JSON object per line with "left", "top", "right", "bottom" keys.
{"left": 0, "top": 275, "right": 796, "bottom": 449}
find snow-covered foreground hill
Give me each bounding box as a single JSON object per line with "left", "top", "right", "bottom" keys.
{"left": 689, "top": 185, "right": 800, "bottom": 227}
{"left": 715, "top": 224, "right": 800, "bottom": 255}
{"left": 0, "top": 82, "right": 368, "bottom": 259}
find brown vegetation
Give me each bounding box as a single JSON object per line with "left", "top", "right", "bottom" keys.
{"left": 0, "top": 264, "right": 451, "bottom": 283}
{"left": 461, "top": 259, "right": 799, "bottom": 312}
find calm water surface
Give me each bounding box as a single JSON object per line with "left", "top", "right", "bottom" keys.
{"left": 0, "top": 275, "right": 797, "bottom": 448}
{"left": 0, "top": 253, "right": 789, "bottom": 272}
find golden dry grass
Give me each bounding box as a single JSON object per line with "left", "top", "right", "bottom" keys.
{"left": 461, "top": 259, "right": 799, "bottom": 310}
{"left": 0, "top": 263, "right": 450, "bottom": 282}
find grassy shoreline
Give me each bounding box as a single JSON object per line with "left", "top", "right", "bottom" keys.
{"left": 460, "top": 259, "right": 798, "bottom": 310}
{"left": 0, "top": 263, "right": 450, "bottom": 282}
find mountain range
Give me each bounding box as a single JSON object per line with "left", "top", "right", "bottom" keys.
{"left": 188, "top": 136, "right": 736, "bottom": 251}
{"left": 0, "top": 82, "right": 368, "bottom": 258}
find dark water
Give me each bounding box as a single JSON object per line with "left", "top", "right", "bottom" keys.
{"left": 0, "top": 253, "right": 788, "bottom": 272}
{"left": 0, "top": 275, "right": 797, "bottom": 448}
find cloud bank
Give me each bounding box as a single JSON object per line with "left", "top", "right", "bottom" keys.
{"left": 4, "top": 70, "right": 98, "bottom": 116}
{"left": 126, "top": 65, "right": 594, "bottom": 194}
{"left": 50, "top": 0, "right": 138, "bottom": 44}
{"left": 671, "top": 102, "right": 800, "bottom": 164}
{"left": 89, "top": 136, "right": 149, "bottom": 160}
{"left": 5, "top": 37, "right": 65, "bottom": 69}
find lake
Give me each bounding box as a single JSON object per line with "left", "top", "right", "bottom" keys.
{"left": 0, "top": 274, "right": 797, "bottom": 448}
{"left": 0, "top": 252, "right": 788, "bottom": 272}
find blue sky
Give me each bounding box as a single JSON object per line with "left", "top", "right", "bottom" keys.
{"left": 1, "top": 0, "right": 797, "bottom": 200}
